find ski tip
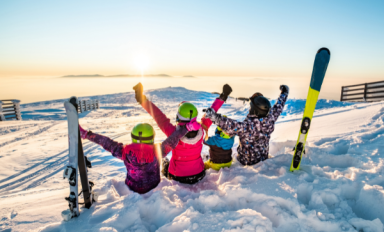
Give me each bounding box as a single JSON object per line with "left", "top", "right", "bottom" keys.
{"left": 317, "top": 47, "right": 330, "bottom": 55}
{"left": 69, "top": 96, "right": 78, "bottom": 106}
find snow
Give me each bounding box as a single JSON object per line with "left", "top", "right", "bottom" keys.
{"left": 1, "top": 87, "right": 384, "bottom": 232}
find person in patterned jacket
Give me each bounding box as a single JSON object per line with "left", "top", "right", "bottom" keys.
{"left": 204, "top": 85, "right": 289, "bottom": 166}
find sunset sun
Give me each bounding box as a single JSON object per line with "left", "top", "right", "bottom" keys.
{"left": 133, "top": 54, "right": 150, "bottom": 76}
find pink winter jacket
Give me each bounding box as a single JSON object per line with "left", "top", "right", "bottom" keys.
{"left": 141, "top": 98, "right": 224, "bottom": 177}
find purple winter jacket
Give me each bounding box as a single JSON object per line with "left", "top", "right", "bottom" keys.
{"left": 86, "top": 126, "right": 188, "bottom": 194}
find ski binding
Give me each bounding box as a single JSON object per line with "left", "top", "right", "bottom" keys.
{"left": 61, "top": 192, "right": 79, "bottom": 221}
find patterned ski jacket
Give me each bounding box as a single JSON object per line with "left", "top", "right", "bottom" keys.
{"left": 215, "top": 93, "right": 288, "bottom": 165}
{"left": 85, "top": 126, "right": 188, "bottom": 194}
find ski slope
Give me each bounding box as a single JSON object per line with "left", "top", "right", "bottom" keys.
{"left": 0, "top": 87, "right": 383, "bottom": 232}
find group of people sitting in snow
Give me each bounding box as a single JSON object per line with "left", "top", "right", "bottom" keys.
{"left": 78, "top": 83, "right": 289, "bottom": 194}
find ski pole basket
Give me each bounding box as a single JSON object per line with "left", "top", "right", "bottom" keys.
{"left": 341, "top": 80, "right": 384, "bottom": 102}
{"left": 0, "top": 99, "right": 22, "bottom": 121}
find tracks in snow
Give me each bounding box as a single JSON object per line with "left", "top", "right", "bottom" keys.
{"left": 0, "top": 132, "right": 129, "bottom": 196}
{"left": 0, "top": 122, "right": 61, "bottom": 148}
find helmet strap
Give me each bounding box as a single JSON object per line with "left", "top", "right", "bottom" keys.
{"left": 131, "top": 132, "right": 154, "bottom": 142}
{"left": 189, "top": 110, "right": 193, "bottom": 120}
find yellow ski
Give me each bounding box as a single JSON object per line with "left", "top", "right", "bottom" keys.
{"left": 290, "top": 48, "right": 331, "bottom": 172}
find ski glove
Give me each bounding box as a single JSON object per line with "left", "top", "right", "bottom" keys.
{"left": 186, "top": 118, "right": 201, "bottom": 131}
{"left": 219, "top": 84, "right": 233, "bottom": 101}
{"left": 79, "top": 125, "right": 88, "bottom": 139}
{"left": 133, "top": 82, "right": 147, "bottom": 104}
{"left": 204, "top": 108, "right": 221, "bottom": 124}
{"left": 280, "top": 85, "right": 289, "bottom": 94}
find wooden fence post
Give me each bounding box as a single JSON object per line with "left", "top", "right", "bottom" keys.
{"left": 13, "top": 100, "right": 22, "bottom": 120}
{"left": 340, "top": 87, "right": 344, "bottom": 101}
{"left": 363, "top": 83, "right": 367, "bottom": 102}
{"left": 80, "top": 100, "right": 84, "bottom": 113}
{"left": 0, "top": 101, "right": 5, "bottom": 121}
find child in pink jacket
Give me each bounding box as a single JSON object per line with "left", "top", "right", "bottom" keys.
{"left": 133, "top": 83, "right": 232, "bottom": 184}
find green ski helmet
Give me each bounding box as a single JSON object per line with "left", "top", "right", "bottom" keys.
{"left": 176, "top": 101, "right": 198, "bottom": 122}
{"left": 131, "top": 123, "right": 155, "bottom": 144}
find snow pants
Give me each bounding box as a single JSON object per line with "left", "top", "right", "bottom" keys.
{"left": 204, "top": 159, "right": 233, "bottom": 171}
{"left": 162, "top": 158, "right": 205, "bottom": 184}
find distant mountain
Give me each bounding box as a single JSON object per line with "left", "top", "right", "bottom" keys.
{"left": 108, "top": 74, "right": 173, "bottom": 78}
{"left": 61, "top": 74, "right": 173, "bottom": 78}
{"left": 62, "top": 74, "right": 104, "bottom": 77}
{"left": 182, "top": 75, "right": 196, "bottom": 78}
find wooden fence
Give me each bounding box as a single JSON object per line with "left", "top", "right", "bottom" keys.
{"left": 340, "top": 80, "right": 384, "bottom": 102}
{"left": 78, "top": 99, "right": 99, "bottom": 113}
{"left": 0, "top": 100, "right": 22, "bottom": 121}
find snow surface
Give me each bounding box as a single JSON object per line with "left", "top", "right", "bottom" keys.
{"left": 1, "top": 87, "right": 384, "bottom": 232}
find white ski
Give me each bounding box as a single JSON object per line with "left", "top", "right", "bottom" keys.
{"left": 62, "top": 97, "right": 80, "bottom": 220}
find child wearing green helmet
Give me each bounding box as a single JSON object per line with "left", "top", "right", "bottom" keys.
{"left": 134, "top": 83, "right": 232, "bottom": 184}
{"left": 203, "top": 115, "right": 235, "bottom": 171}
{"left": 78, "top": 120, "right": 199, "bottom": 194}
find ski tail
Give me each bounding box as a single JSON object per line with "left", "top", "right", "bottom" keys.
{"left": 290, "top": 48, "right": 331, "bottom": 172}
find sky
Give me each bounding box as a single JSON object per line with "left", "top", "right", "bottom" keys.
{"left": 1, "top": 0, "right": 384, "bottom": 102}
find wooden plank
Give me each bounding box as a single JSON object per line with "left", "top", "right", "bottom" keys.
{"left": 366, "top": 91, "right": 384, "bottom": 94}
{"left": 3, "top": 112, "right": 17, "bottom": 115}
{"left": 342, "top": 97, "right": 364, "bottom": 101}
{"left": 343, "top": 80, "right": 384, "bottom": 88}
{"left": 342, "top": 92, "right": 364, "bottom": 97}
{"left": 366, "top": 85, "right": 384, "bottom": 90}
{"left": 342, "top": 83, "right": 365, "bottom": 88}
{"left": 366, "top": 95, "right": 384, "bottom": 99}
{"left": 342, "top": 88, "right": 365, "bottom": 92}
{"left": 365, "top": 80, "right": 384, "bottom": 85}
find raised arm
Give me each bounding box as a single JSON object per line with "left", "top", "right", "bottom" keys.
{"left": 204, "top": 108, "right": 254, "bottom": 136}
{"left": 161, "top": 126, "right": 189, "bottom": 156}
{"left": 214, "top": 115, "right": 251, "bottom": 137}
{"left": 201, "top": 98, "right": 224, "bottom": 129}
{"left": 269, "top": 85, "right": 289, "bottom": 121}
{"left": 201, "top": 84, "right": 232, "bottom": 129}
{"left": 141, "top": 100, "right": 176, "bottom": 137}
{"left": 133, "top": 83, "right": 176, "bottom": 137}
{"left": 80, "top": 126, "right": 124, "bottom": 160}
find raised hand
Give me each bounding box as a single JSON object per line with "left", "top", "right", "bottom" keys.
{"left": 280, "top": 85, "right": 289, "bottom": 94}
{"left": 133, "top": 82, "right": 147, "bottom": 104}
{"left": 204, "top": 108, "right": 220, "bottom": 124}
{"left": 219, "top": 84, "right": 233, "bottom": 101}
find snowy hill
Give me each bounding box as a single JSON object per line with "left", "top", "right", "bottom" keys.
{"left": 1, "top": 87, "right": 384, "bottom": 232}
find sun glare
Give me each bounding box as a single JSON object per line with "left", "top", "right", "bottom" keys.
{"left": 134, "top": 54, "right": 150, "bottom": 76}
